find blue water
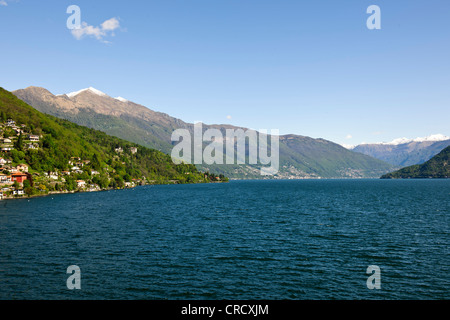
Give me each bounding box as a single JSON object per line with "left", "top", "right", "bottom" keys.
{"left": 0, "top": 179, "right": 448, "bottom": 300}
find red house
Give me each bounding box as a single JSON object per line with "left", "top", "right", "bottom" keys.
{"left": 11, "top": 172, "right": 31, "bottom": 184}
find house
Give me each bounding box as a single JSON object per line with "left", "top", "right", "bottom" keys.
{"left": 115, "top": 147, "right": 123, "bottom": 153}
{"left": 6, "top": 119, "right": 16, "bottom": 127}
{"left": 1, "top": 147, "right": 13, "bottom": 152}
{"left": 28, "top": 135, "right": 40, "bottom": 142}
{"left": 68, "top": 157, "right": 81, "bottom": 166}
{"left": 13, "top": 190, "right": 24, "bottom": 196}
{"left": 77, "top": 180, "right": 86, "bottom": 188}
{"left": 0, "top": 158, "right": 11, "bottom": 165}
{"left": 130, "top": 147, "right": 138, "bottom": 154}
{"left": 91, "top": 170, "right": 100, "bottom": 175}
{"left": 26, "top": 143, "right": 38, "bottom": 150}
{"left": 0, "top": 174, "right": 12, "bottom": 183}
{"left": 49, "top": 172, "right": 59, "bottom": 180}
{"left": 11, "top": 172, "right": 30, "bottom": 183}
{"left": 2, "top": 138, "right": 12, "bottom": 144}
{"left": 16, "top": 164, "right": 29, "bottom": 172}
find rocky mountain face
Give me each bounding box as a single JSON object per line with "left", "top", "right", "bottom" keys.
{"left": 13, "top": 86, "right": 394, "bottom": 179}
{"left": 352, "top": 137, "right": 450, "bottom": 167}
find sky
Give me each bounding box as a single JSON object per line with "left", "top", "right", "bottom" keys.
{"left": 0, "top": 0, "right": 449, "bottom": 146}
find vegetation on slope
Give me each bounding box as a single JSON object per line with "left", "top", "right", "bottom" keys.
{"left": 0, "top": 87, "right": 227, "bottom": 198}
{"left": 381, "top": 146, "right": 450, "bottom": 179}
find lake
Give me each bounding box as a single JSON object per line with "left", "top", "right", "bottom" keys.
{"left": 0, "top": 179, "right": 448, "bottom": 299}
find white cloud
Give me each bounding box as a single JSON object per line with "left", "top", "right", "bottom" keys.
{"left": 0, "top": 0, "right": 18, "bottom": 6}
{"left": 71, "top": 17, "right": 121, "bottom": 43}
{"left": 226, "top": 115, "right": 232, "bottom": 120}
{"left": 101, "top": 17, "right": 120, "bottom": 32}
{"left": 346, "top": 134, "right": 352, "bottom": 139}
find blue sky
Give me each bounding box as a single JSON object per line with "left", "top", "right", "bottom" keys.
{"left": 1, "top": 0, "right": 449, "bottom": 146}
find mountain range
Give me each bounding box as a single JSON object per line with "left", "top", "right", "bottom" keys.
{"left": 381, "top": 146, "right": 450, "bottom": 179}
{"left": 0, "top": 87, "right": 215, "bottom": 190}
{"left": 350, "top": 135, "right": 450, "bottom": 167}
{"left": 13, "top": 86, "right": 395, "bottom": 179}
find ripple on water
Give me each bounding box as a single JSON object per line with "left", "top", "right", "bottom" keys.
{"left": 0, "top": 180, "right": 449, "bottom": 299}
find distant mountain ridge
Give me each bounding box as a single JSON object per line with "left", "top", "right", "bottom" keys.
{"left": 351, "top": 136, "right": 450, "bottom": 167}
{"left": 357, "top": 134, "right": 450, "bottom": 146}
{"left": 13, "top": 86, "right": 394, "bottom": 179}
{"left": 381, "top": 146, "right": 450, "bottom": 179}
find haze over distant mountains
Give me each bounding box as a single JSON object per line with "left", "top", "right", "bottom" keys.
{"left": 13, "top": 86, "right": 394, "bottom": 179}
{"left": 349, "top": 135, "right": 450, "bottom": 167}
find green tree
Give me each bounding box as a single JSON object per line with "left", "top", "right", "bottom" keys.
{"left": 14, "top": 132, "right": 24, "bottom": 151}
{"left": 25, "top": 187, "right": 34, "bottom": 196}
{"left": 65, "top": 177, "right": 76, "bottom": 191}
{"left": 10, "top": 149, "right": 25, "bottom": 163}
{"left": 23, "top": 179, "right": 31, "bottom": 189}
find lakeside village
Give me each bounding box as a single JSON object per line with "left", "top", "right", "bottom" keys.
{"left": 0, "top": 118, "right": 129, "bottom": 200}
{"left": 0, "top": 118, "right": 224, "bottom": 200}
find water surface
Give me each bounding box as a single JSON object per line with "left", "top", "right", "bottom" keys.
{"left": 0, "top": 179, "right": 448, "bottom": 299}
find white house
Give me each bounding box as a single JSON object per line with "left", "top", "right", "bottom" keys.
{"left": 77, "top": 180, "right": 86, "bottom": 188}
{"left": 0, "top": 174, "right": 12, "bottom": 183}
{"left": 16, "top": 164, "right": 29, "bottom": 172}
{"left": 28, "top": 135, "right": 40, "bottom": 142}
{"left": 49, "top": 172, "right": 59, "bottom": 180}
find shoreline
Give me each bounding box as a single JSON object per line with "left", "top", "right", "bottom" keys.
{"left": 0, "top": 179, "right": 229, "bottom": 201}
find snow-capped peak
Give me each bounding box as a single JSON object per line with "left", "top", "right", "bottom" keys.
{"left": 341, "top": 144, "right": 356, "bottom": 150}
{"left": 66, "top": 87, "right": 108, "bottom": 98}
{"left": 371, "top": 134, "right": 450, "bottom": 146}
{"left": 114, "top": 96, "right": 128, "bottom": 103}
{"left": 412, "top": 134, "right": 450, "bottom": 143}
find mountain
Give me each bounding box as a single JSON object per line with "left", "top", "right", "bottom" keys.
{"left": 13, "top": 86, "right": 394, "bottom": 179}
{"left": 0, "top": 87, "right": 225, "bottom": 194}
{"left": 381, "top": 146, "right": 450, "bottom": 179}
{"left": 13, "top": 86, "right": 182, "bottom": 154}
{"left": 352, "top": 135, "right": 450, "bottom": 167}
